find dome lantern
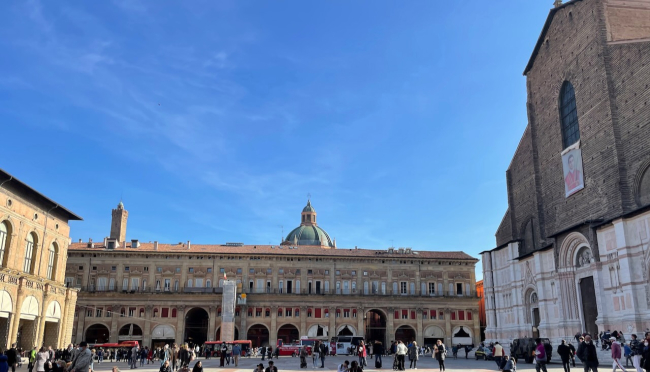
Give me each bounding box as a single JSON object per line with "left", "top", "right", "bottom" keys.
{"left": 282, "top": 199, "right": 334, "bottom": 248}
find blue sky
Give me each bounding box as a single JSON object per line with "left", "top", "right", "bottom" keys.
{"left": 0, "top": 1, "right": 553, "bottom": 279}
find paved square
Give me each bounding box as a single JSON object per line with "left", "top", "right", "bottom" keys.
{"left": 89, "top": 355, "right": 596, "bottom": 372}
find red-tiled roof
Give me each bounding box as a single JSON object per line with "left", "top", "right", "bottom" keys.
{"left": 68, "top": 242, "right": 477, "bottom": 261}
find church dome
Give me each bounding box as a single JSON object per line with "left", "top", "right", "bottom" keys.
{"left": 302, "top": 200, "right": 316, "bottom": 213}
{"left": 283, "top": 199, "right": 335, "bottom": 248}
{"left": 285, "top": 225, "right": 334, "bottom": 247}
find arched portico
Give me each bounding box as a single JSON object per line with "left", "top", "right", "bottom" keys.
{"left": 247, "top": 324, "right": 269, "bottom": 347}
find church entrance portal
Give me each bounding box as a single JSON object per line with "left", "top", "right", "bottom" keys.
{"left": 580, "top": 276, "right": 598, "bottom": 336}
{"left": 364, "top": 310, "right": 386, "bottom": 345}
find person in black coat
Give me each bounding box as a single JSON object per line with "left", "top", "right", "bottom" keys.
{"left": 556, "top": 340, "right": 571, "bottom": 372}
{"left": 5, "top": 344, "right": 17, "bottom": 372}
{"left": 577, "top": 335, "right": 599, "bottom": 371}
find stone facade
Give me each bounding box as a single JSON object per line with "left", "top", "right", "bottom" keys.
{"left": 483, "top": 0, "right": 650, "bottom": 344}
{"left": 67, "top": 202, "right": 481, "bottom": 350}
{"left": 0, "top": 169, "right": 81, "bottom": 350}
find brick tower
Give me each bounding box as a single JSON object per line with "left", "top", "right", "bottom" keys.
{"left": 110, "top": 201, "right": 128, "bottom": 242}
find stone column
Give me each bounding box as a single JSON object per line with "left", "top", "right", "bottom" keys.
{"left": 299, "top": 306, "right": 307, "bottom": 337}
{"left": 240, "top": 305, "right": 247, "bottom": 341}
{"left": 472, "top": 308, "right": 480, "bottom": 345}
{"left": 328, "top": 307, "right": 335, "bottom": 341}
{"left": 75, "top": 308, "right": 86, "bottom": 344}
{"left": 175, "top": 305, "right": 185, "bottom": 345}
{"left": 356, "top": 307, "right": 364, "bottom": 338}
{"left": 143, "top": 305, "right": 153, "bottom": 347}
{"left": 10, "top": 285, "right": 25, "bottom": 344}
{"left": 36, "top": 305, "right": 47, "bottom": 347}
{"left": 415, "top": 308, "right": 423, "bottom": 346}
{"left": 109, "top": 305, "right": 120, "bottom": 343}
{"left": 444, "top": 308, "right": 452, "bottom": 346}
{"left": 386, "top": 308, "right": 394, "bottom": 345}
{"left": 208, "top": 306, "right": 216, "bottom": 341}
{"left": 270, "top": 306, "right": 278, "bottom": 347}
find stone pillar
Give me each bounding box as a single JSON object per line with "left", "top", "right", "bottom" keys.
{"left": 299, "top": 306, "right": 307, "bottom": 337}
{"left": 472, "top": 308, "right": 480, "bottom": 345}
{"left": 416, "top": 308, "right": 423, "bottom": 346}
{"left": 240, "top": 305, "right": 247, "bottom": 341}
{"left": 10, "top": 286, "right": 25, "bottom": 344}
{"left": 143, "top": 305, "right": 153, "bottom": 347}
{"left": 386, "top": 308, "right": 394, "bottom": 345}
{"left": 328, "top": 307, "right": 335, "bottom": 341}
{"left": 444, "top": 308, "right": 452, "bottom": 346}
{"left": 208, "top": 306, "right": 216, "bottom": 341}
{"left": 109, "top": 305, "right": 119, "bottom": 343}
{"left": 270, "top": 306, "right": 278, "bottom": 347}
{"left": 75, "top": 307, "right": 86, "bottom": 343}
{"left": 175, "top": 305, "right": 185, "bottom": 345}
{"left": 356, "top": 307, "right": 364, "bottom": 338}
{"left": 36, "top": 307, "right": 47, "bottom": 347}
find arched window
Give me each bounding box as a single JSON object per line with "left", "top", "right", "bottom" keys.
{"left": 46, "top": 242, "right": 58, "bottom": 280}
{"left": 0, "top": 221, "right": 10, "bottom": 267}
{"left": 559, "top": 81, "right": 580, "bottom": 148}
{"left": 24, "top": 233, "right": 37, "bottom": 273}
{"left": 206, "top": 279, "right": 211, "bottom": 288}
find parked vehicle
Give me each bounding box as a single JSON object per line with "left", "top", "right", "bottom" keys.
{"left": 475, "top": 346, "right": 493, "bottom": 360}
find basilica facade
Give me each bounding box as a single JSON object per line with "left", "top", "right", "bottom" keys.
{"left": 482, "top": 0, "right": 650, "bottom": 344}
{"left": 67, "top": 201, "right": 480, "bottom": 349}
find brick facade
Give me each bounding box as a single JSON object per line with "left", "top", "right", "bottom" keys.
{"left": 484, "top": 0, "right": 650, "bottom": 344}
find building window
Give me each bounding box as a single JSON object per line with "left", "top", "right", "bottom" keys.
{"left": 256, "top": 308, "right": 262, "bottom": 317}
{"left": 307, "top": 270, "right": 313, "bottom": 275}
{"left": 96, "top": 308, "right": 103, "bottom": 317}
{"left": 129, "top": 307, "right": 136, "bottom": 317}
{"left": 560, "top": 81, "right": 580, "bottom": 148}
{"left": 451, "top": 311, "right": 456, "bottom": 321}
{"left": 46, "top": 243, "right": 58, "bottom": 280}
{"left": 157, "top": 267, "right": 162, "bottom": 272}
{"left": 207, "top": 268, "right": 212, "bottom": 273}
{"left": 172, "top": 308, "right": 177, "bottom": 317}
{"left": 278, "top": 269, "right": 284, "bottom": 274}
{"left": 343, "top": 309, "right": 350, "bottom": 318}
{"left": 153, "top": 308, "right": 158, "bottom": 317}
{"left": 144, "top": 266, "right": 149, "bottom": 272}
{"left": 295, "top": 308, "right": 300, "bottom": 317}
{"left": 0, "top": 222, "right": 10, "bottom": 267}
{"left": 429, "top": 283, "right": 436, "bottom": 295}
{"left": 467, "top": 311, "right": 472, "bottom": 321}
{"left": 124, "top": 266, "right": 130, "bottom": 271}
{"left": 249, "top": 268, "right": 255, "bottom": 274}
{"left": 401, "top": 310, "right": 408, "bottom": 319}
{"left": 459, "top": 310, "right": 465, "bottom": 320}
{"left": 307, "top": 309, "right": 312, "bottom": 318}
{"left": 456, "top": 283, "right": 463, "bottom": 295}
{"left": 265, "top": 308, "right": 270, "bottom": 317}
{"left": 189, "top": 268, "right": 194, "bottom": 273}
{"left": 278, "top": 308, "right": 283, "bottom": 317}
{"left": 324, "top": 270, "right": 329, "bottom": 275}
{"left": 400, "top": 282, "right": 408, "bottom": 295}
{"left": 220, "top": 268, "right": 225, "bottom": 273}
{"left": 86, "top": 309, "right": 93, "bottom": 317}
{"left": 439, "top": 311, "right": 444, "bottom": 320}
{"left": 237, "top": 268, "right": 243, "bottom": 274}
{"left": 24, "top": 233, "right": 36, "bottom": 273}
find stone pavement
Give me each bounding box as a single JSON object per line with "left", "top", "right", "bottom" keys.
{"left": 89, "top": 355, "right": 608, "bottom": 372}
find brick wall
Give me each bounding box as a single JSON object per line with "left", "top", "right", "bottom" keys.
{"left": 497, "top": 0, "right": 650, "bottom": 248}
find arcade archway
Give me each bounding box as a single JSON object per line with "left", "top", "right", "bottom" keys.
{"left": 119, "top": 324, "right": 143, "bottom": 341}
{"left": 336, "top": 325, "right": 355, "bottom": 336}
{"left": 184, "top": 307, "right": 209, "bottom": 347}
{"left": 364, "top": 309, "right": 386, "bottom": 345}
{"left": 395, "top": 325, "right": 416, "bottom": 343}
{"left": 277, "top": 324, "right": 300, "bottom": 344}
{"left": 85, "top": 324, "right": 110, "bottom": 344}
{"left": 307, "top": 324, "right": 330, "bottom": 338}
{"left": 423, "top": 325, "right": 445, "bottom": 348}
{"left": 247, "top": 324, "right": 270, "bottom": 347}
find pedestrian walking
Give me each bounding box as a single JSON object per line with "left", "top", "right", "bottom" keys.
{"left": 396, "top": 341, "right": 407, "bottom": 371}
{"left": 407, "top": 341, "right": 418, "bottom": 369}
{"left": 433, "top": 340, "right": 446, "bottom": 372}
{"left": 557, "top": 340, "right": 572, "bottom": 372}
{"left": 534, "top": 338, "right": 548, "bottom": 372}
{"left": 577, "top": 335, "right": 599, "bottom": 372}
{"left": 610, "top": 337, "right": 626, "bottom": 372}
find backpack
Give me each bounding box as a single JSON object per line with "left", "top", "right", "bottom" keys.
{"left": 535, "top": 345, "right": 546, "bottom": 361}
